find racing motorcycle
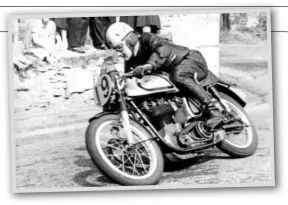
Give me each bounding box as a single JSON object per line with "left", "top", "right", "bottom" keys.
{"left": 86, "top": 56, "right": 258, "bottom": 186}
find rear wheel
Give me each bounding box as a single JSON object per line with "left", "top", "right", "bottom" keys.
{"left": 86, "top": 114, "right": 164, "bottom": 186}
{"left": 216, "top": 93, "right": 258, "bottom": 157}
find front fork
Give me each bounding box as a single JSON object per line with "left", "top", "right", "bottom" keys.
{"left": 118, "top": 91, "right": 134, "bottom": 144}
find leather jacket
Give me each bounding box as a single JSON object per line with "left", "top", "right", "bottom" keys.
{"left": 126, "top": 32, "right": 191, "bottom": 72}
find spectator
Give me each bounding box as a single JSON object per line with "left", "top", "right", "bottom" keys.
{"left": 12, "top": 18, "right": 19, "bottom": 44}
{"left": 18, "top": 18, "right": 33, "bottom": 50}
{"left": 120, "top": 15, "right": 173, "bottom": 43}
{"left": 26, "top": 18, "right": 56, "bottom": 64}
{"left": 89, "top": 17, "right": 116, "bottom": 50}
{"left": 53, "top": 18, "right": 68, "bottom": 50}
{"left": 67, "top": 17, "right": 90, "bottom": 53}
{"left": 12, "top": 18, "right": 32, "bottom": 70}
{"left": 119, "top": 15, "right": 161, "bottom": 34}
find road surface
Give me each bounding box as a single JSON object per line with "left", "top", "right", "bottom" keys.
{"left": 14, "top": 101, "right": 273, "bottom": 189}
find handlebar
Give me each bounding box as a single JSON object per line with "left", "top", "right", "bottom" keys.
{"left": 121, "top": 72, "right": 134, "bottom": 78}
{"left": 120, "top": 68, "right": 152, "bottom": 79}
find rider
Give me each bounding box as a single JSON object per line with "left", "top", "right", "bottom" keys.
{"left": 106, "top": 22, "right": 225, "bottom": 130}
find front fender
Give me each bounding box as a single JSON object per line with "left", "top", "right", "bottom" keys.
{"left": 214, "top": 82, "right": 246, "bottom": 107}
{"left": 88, "top": 111, "right": 118, "bottom": 123}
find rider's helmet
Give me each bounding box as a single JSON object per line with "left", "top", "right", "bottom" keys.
{"left": 106, "top": 22, "right": 134, "bottom": 49}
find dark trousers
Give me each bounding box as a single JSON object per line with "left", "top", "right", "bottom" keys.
{"left": 120, "top": 16, "right": 161, "bottom": 34}
{"left": 67, "top": 17, "right": 90, "bottom": 48}
{"left": 53, "top": 18, "right": 67, "bottom": 29}
{"left": 89, "top": 17, "right": 116, "bottom": 48}
{"left": 170, "top": 50, "right": 211, "bottom": 104}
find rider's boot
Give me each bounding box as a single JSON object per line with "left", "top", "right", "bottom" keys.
{"left": 188, "top": 83, "right": 225, "bottom": 130}
{"left": 202, "top": 99, "right": 226, "bottom": 130}
{"left": 180, "top": 77, "right": 226, "bottom": 130}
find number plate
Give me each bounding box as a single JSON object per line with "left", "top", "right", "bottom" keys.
{"left": 95, "top": 74, "right": 113, "bottom": 106}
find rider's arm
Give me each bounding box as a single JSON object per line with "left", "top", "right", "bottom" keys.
{"left": 146, "top": 45, "right": 171, "bottom": 70}
{"left": 141, "top": 33, "right": 170, "bottom": 70}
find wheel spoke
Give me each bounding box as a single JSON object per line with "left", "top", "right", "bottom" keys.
{"left": 101, "top": 144, "right": 123, "bottom": 151}
{"left": 133, "top": 153, "right": 141, "bottom": 176}
{"left": 121, "top": 153, "right": 126, "bottom": 172}
{"left": 108, "top": 139, "right": 124, "bottom": 147}
{"left": 104, "top": 153, "right": 116, "bottom": 158}
{"left": 96, "top": 120, "right": 156, "bottom": 179}
{"left": 136, "top": 147, "right": 150, "bottom": 159}
{"left": 131, "top": 154, "right": 137, "bottom": 175}
{"left": 135, "top": 150, "right": 149, "bottom": 174}
{"left": 126, "top": 153, "right": 140, "bottom": 176}
{"left": 116, "top": 157, "right": 128, "bottom": 169}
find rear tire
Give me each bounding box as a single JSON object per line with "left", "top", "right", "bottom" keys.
{"left": 216, "top": 93, "right": 258, "bottom": 158}
{"left": 86, "top": 114, "right": 164, "bottom": 186}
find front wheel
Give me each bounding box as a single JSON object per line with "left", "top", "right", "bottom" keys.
{"left": 86, "top": 114, "right": 164, "bottom": 186}
{"left": 216, "top": 93, "right": 258, "bottom": 157}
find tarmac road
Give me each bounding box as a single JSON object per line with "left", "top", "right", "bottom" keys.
{"left": 14, "top": 101, "right": 274, "bottom": 189}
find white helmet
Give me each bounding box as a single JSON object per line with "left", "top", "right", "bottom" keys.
{"left": 106, "top": 22, "right": 134, "bottom": 48}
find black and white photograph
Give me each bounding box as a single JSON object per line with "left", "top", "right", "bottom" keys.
{"left": 9, "top": 8, "right": 274, "bottom": 192}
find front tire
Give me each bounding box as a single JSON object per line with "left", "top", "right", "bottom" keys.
{"left": 216, "top": 93, "right": 258, "bottom": 158}
{"left": 86, "top": 114, "right": 164, "bottom": 186}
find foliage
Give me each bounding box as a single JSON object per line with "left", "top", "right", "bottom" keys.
{"left": 256, "top": 13, "right": 267, "bottom": 40}
{"left": 220, "top": 12, "right": 267, "bottom": 44}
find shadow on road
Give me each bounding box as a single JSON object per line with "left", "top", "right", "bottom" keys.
{"left": 160, "top": 151, "right": 235, "bottom": 182}
{"left": 72, "top": 154, "right": 116, "bottom": 187}
{"left": 72, "top": 146, "right": 234, "bottom": 187}
{"left": 164, "top": 149, "right": 233, "bottom": 172}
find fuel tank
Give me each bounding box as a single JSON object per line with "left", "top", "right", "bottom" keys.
{"left": 124, "top": 74, "right": 179, "bottom": 98}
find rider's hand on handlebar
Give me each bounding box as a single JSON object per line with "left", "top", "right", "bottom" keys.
{"left": 132, "top": 64, "right": 153, "bottom": 78}
{"left": 122, "top": 72, "right": 133, "bottom": 78}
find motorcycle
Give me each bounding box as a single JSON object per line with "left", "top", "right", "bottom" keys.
{"left": 85, "top": 56, "right": 258, "bottom": 186}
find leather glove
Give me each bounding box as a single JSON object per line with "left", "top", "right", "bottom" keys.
{"left": 132, "top": 64, "right": 153, "bottom": 78}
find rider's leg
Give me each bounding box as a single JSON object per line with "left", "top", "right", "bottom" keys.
{"left": 171, "top": 59, "right": 225, "bottom": 130}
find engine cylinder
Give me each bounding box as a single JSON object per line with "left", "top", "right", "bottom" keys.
{"left": 150, "top": 104, "right": 175, "bottom": 130}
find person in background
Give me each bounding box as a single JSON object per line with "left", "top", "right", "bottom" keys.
{"left": 119, "top": 15, "right": 172, "bottom": 43}
{"left": 28, "top": 18, "right": 56, "bottom": 63}
{"left": 12, "top": 18, "right": 32, "bottom": 70}
{"left": 53, "top": 18, "right": 68, "bottom": 50}
{"left": 119, "top": 15, "right": 161, "bottom": 34}
{"left": 67, "top": 17, "right": 90, "bottom": 53}
{"left": 18, "top": 18, "right": 33, "bottom": 50}
{"left": 89, "top": 17, "right": 116, "bottom": 50}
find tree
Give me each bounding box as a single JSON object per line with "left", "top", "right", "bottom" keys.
{"left": 221, "top": 14, "right": 231, "bottom": 31}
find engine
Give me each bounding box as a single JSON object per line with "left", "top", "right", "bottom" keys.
{"left": 139, "top": 96, "right": 213, "bottom": 148}
{"left": 150, "top": 105, "right": 175, "bottom": 130}
{"left": 140, "top": 97, "right": 179, "bottom": 130}
{"left": 140, "top": 96, "right": 192, "bottom": 127}
{"left": 140, "top": 97, "right": 186, "bottom": 146}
